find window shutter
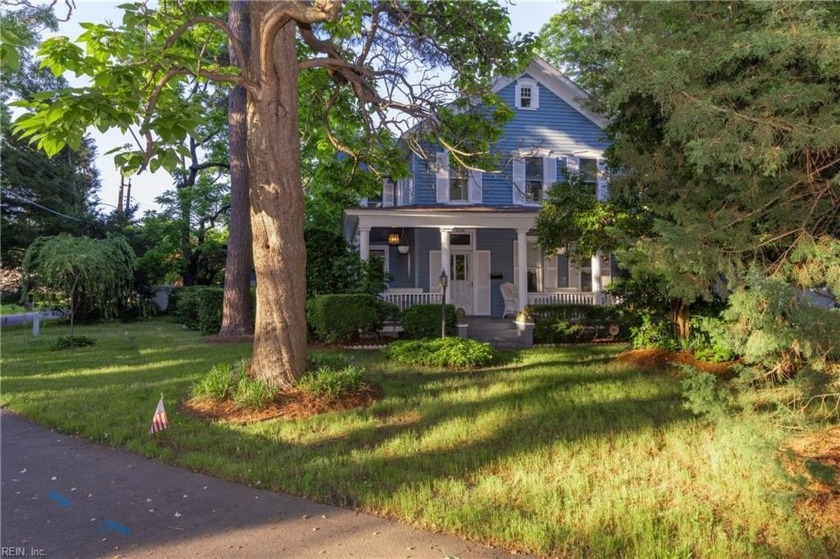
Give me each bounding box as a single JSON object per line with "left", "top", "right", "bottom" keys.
{"left": 435, "top": 152, "right": 449, "bottom": 203}
{"left": 544, "top": 252, "right": 557, "bottom": 290}
{"left": 543, "top": 156, "right": 556, "bottom": 197}
{"left": 514, "top": 84, "right": 522, "bottom": 109}
{"left": 596, "top": 159, "right": 609, "bottom": 201}
{"left": 568, "top": 258, "right": 581, "bottom": 290}
{"left": 531, "top": 83, "right": 540, "bottom": 109}
{"left": 468, "top": 170, "right": 482, "bottom": 203}
{"left": 512, "top": 159, "right": 526, "bottom": 205}
{"left": 429, "top": 250, "right": 441, "bottom": 293}
{"left": 383, "top": 179, "right": 394, "bottom": 207}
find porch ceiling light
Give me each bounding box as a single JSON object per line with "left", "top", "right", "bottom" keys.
{"left": 388, "top": 231, "right": 400, "bottom": 246}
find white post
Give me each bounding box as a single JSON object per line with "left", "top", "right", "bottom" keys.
{"left": 359, "top": 227, "right": 370, "bottom": 261}
{"left": 591, "top": 252, "right": 603, "bottom": 305}
{"left": 440, "top": 227, "right": 452, "bottom": 302}
{"left": 32, "top": 313, "right": 40, "bottom": 336}
{"left": 516, "top": 228, "right": 528, "bottom": 312}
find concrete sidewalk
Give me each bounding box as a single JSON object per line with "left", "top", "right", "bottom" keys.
{"left": 0, "top": 409, "right": 529, "bottom": 558}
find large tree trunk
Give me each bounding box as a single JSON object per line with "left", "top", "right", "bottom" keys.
{"left": 672, "top": 298, "right": 690, "bottom": 340}
{"left": 219, "top": 0, "right": 254, "bottom": 337}
{"left": 247, "top": 5, "right": 307, "bottom": 387}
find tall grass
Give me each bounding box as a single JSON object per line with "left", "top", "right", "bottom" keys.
{"left": 1, "top": 318, "right": 835, "bottom": 558}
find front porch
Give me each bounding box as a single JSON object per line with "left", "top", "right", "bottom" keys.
{"left": 379, "top": 289, "right": 616, "bottom": 313}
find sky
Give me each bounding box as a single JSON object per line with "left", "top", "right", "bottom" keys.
{"left": 53, "top": 0, "right": 565, "bottom": 215}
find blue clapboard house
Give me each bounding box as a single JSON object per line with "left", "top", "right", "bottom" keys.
{"left": 343, "top": 59, "right": 616, "bottom": 319}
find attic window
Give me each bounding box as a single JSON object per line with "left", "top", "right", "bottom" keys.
{"left": 520, "top": 86, "right": 532, "bottom": 108}
{"left": 515, "top": 78, "right": 539, "bottom": 110}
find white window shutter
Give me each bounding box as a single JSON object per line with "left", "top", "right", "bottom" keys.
{"left": 383, "top": 179, "right": 394, "bottom": 207}
{"left": 544, "top": 252, "right": 557, "bottom": 290}
{"left": 435, "top": 152, "right": 449, "bottom": 203}
{"left": 543, "top": 156, "right": 556, "bottom": 197}
{"left": 512, "top": 159, "right": 526, "bottom": 205}
{"left": 569, "top": 258, "right": 581, "bottom": 290}
{"left": 532, "top": 83, "right": 540, "bottom": 109}
{"left": 429, "top": 250, "right": 441, "bottom": 293}
{"left": 468, "top": 170, "right": 482, "bottom": 203}
{"left": 514, "top": 85, "right": 522, "bottom": 109}
{"left": 596, "top": 159, "right": 609, "bottom": 201}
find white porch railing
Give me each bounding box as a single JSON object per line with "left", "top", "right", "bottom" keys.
{"left": 528, "top": 291, "right": 617, "bottom": 306}
{"left": 380, "top": 291, "right": 442, "bottom": 311}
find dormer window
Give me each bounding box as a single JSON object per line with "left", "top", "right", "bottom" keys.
{"left": 515, "top": 78, "right": 539, "bottom": 110}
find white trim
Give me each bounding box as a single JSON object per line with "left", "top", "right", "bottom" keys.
{"left": 515, "top": 77, "right": 539, "bottom": 110}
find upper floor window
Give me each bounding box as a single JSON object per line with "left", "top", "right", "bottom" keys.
{"left": 525, "top": 157, "right": 543, "bottom": 202}
{"left": 580, "top": 158, "right": 598, "bottom": 196}
{"left": 515, "top": 78, "right": 539, "bottom": 110}
{"left": 449, "top": 165, "right": 469, "bottom": 202}
{"left": 520, "top": 86, "right": 532, "bottom": 108}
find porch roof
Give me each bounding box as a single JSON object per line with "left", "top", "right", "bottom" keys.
{"left": 342, "top": 205, "right": 540, "bottom": 241}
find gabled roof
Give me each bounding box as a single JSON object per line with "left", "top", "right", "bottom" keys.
{"left": 492, "top": 58, "right": 608, "bottom": 129}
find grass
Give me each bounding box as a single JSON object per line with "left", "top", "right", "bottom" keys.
{"left": 1, "top": 303, "right": 28, "bottom": 315}
{"left": 1, "top": 318, "right": 836, "bottom": 558}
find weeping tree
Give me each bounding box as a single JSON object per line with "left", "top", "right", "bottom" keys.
{"left": 21, "top": 234, "right": 135, "bottom": 336}
{"left": 15, "top": 0, "right": 535, "bottom": 387}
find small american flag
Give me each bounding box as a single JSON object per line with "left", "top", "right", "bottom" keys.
{"left": 149, "top": 395, "right": 169, "bottom": 435}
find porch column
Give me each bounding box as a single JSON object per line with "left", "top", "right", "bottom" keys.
{"left": 591, "top": 251, "right": 603, "bottom": 304}
{"left": 359, "top": 226, "right": 370, "bottom": 261}
{"left": 516, "top": 227, "right": 528, "bottom": 312}
{"left": 440, "top": 227, "right": 452, "bottom": 302}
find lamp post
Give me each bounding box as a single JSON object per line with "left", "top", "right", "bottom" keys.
{"left": 438, "top": 269, "right": 448, "bottom": 338}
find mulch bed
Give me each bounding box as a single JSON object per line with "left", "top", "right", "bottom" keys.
{"left": 180, "top": 382, "right": 384, "bottom": 424}
{"left": 614, "top": 348, "right": 737, "bottom": 377}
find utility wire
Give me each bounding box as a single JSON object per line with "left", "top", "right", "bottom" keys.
{"left": 1, "top": 189, "right": 86, "bottom": 222}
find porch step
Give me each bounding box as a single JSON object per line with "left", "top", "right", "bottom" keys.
{"left": 460, "top": 318, "right": 533, "bottom": 349}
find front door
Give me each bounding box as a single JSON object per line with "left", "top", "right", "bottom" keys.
{"left": 450, "top": 252, "right": 472, "bottom": 314}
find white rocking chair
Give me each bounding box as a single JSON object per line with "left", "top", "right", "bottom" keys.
{"left": 500, "top": 282, "right": 519, "bottom": 318}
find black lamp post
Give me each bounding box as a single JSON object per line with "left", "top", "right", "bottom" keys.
{"left": 438, "top": 269, "right": 448, "bottom": 338}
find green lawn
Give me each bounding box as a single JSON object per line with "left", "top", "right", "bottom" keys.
{"left": 1, "top": 318, "right": 836, "bottom": 558}
{"left": 0, "top": 303, "right": 28, "bottom": 315}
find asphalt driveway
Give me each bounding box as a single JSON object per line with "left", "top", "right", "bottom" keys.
{"left": 0, "top": 409, "right": 528, "bottom": 558}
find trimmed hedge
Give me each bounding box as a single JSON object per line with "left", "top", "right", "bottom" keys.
{"left": 382, "top": 337, "right": 495, "bottom": 369}
{"left": 526, "top": 304, "right": 629, "bottom": 344}
{"left": 306, "top": 293, "right": 383, "bottom": 344}
{"left": 401, "top": 304, "right": 457, "bottom": 339}
{"left": 172, "top": 286, "right": 255, "bottom": 335}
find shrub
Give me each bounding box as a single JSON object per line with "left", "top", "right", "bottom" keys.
{"left": 680, "top": 368, "right": 732, "bottom": 418}
{"left": 297, "top": 361, "right": 365, "bottom": 399}
{"left": 53, "top": 334, "right": 96, "bottom": 350}
{"left": 629, "top": 311, "right": 678, "bottom": 350}
{"left": 687, "top": 315, "right": 734, "bottom": 363}
{"left": 197, "top": 287, "right": 224, "bottom": 335}
{"left": 526, "top": 304, "right": 628, "bottom": 344}
{"left": 401, "top": 304, "right": 457, "bottom": 339}
{"left": 191, "top": 359, "right": 276, "bottom": 410}
{"left": 382, "top": 337, "right": 495, "bottom": 368}
{"left": 306, "top": 294, "right": 381, "bottom": 344}
{"left": 171, "top": 287, "right": 202, "bottom": 329}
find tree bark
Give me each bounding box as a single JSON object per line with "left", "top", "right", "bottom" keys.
{"left": 672, "top": 298, "right": 690, "bottom": 340}
{"left": 247, "top": 4, "right": 307, "bottom": 387}
{"left": 219, "top": 0, "right": 254, "bottom": 337}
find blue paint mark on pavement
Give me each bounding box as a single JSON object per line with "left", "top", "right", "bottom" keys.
{"left": 47, "top": 492, "right": 72, "bottom": 508}
{"left": 100, "top": 519, "right": 132, "bottom": 535}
